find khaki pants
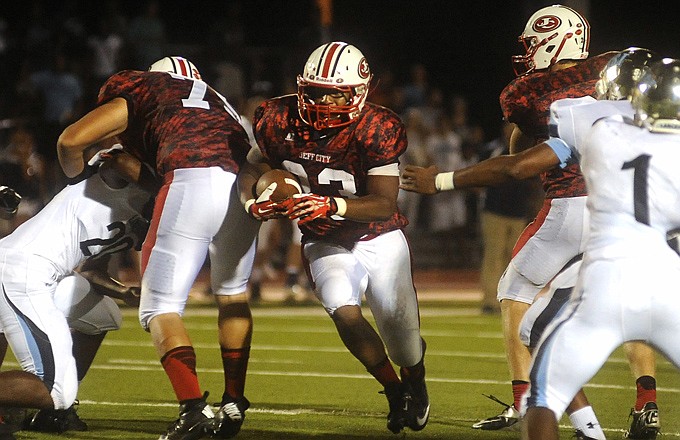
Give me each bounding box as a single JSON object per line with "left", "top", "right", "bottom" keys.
{"left": 479, "top": 211, "right": 527, "bottom": 311}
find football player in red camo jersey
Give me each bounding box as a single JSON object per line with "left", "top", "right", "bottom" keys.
{"left": 57, "top": 56, "right": 261, "bottom": 440}
{"left": 402, "top": 5, "right": 658, "bottom": 437}
{"left": 238, "top": 41, "right": 429, "bottom": 435}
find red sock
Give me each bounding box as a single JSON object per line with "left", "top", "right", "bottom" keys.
{"left": 367, "top": 357, "right": 401, "bottom": 388}
{"left": 512, "top": 380, "right": 529, "bottom": 410}
{"left": 160, "top": 346, "right": 202, "bottom": 403}
{"left": 221, "top": 346, "right": 250, "bottom": 401}
{"left": 635, "top": 375, "right": 657, "bottom": 411}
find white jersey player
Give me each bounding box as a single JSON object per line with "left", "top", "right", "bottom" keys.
{"left": 518, "top": 95, "right": 635, "bottom": 342}
{"left": 523, "top": 59, "right": 680, "bottom": 440}
{"left": 0, "top": 153, "right": 152, "bottom": 412}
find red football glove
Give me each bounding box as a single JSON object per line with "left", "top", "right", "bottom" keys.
{"left": 245, "top": 182, "right": 293, "bottom": 220}
{"left": 286, "top": 193, "right": 338, "bottom": 223}
{"left": 245, "top": 198, "right": 291, "bottom": 220}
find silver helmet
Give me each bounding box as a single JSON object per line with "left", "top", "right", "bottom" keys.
{"left": 631, "top": 58, "right": 680, "bottom": 134}
{"left": 595, "top": 47, "right": 659, "bottom": 100}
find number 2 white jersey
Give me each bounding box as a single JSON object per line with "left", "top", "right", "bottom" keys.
{"left": 579, "top": 117, "right": 680, "bottom": 259}
{"left": 0, "top": 174, "right": 150, "bottom": 275}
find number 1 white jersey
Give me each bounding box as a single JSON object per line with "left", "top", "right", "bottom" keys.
{"left": 524, "top": 110, "right": 680, "bottom": 420}
{"left": 0, "top": 174, "right": 150, "bottom": 275}
{"left": 578, "top": 117, "right": 680, "bottom": 259}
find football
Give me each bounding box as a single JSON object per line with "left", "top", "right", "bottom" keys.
{"left": 255, "top": 169, "right": 302, "bottom": 202}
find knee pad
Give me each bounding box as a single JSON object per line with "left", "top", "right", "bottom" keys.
{"left": 54, "top": 274, "right": 122, "bottom": 335}
{"left": 138, "top": 290, "right": 185, "bottom": 331}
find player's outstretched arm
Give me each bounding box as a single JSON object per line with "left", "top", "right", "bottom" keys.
{"left": 57, "top": 98, "right": 129, "bottom": 178}
{"left": 402, "top": 143, "right": 560, "bottom": 193}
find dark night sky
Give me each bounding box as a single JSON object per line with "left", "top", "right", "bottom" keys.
{"left": 2, "top": 0, "right": 678, "bottom": 136}
{"left": 187, "top": 0, "right": 680, "bottom": 133}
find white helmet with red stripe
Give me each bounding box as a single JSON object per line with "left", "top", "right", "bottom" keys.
{"left": 512, "top": 4, "right": 590, "bottom": 76}
{"left": 297, "top": 41, "right": 372, "bottom": 129}
{"left": 149, "top": 56, "right": 202, "bottom": 80}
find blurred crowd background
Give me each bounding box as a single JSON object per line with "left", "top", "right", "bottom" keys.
{"left": 0, "top": 0, "right": 676, "bottom": 291}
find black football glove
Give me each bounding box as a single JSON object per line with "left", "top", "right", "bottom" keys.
{"left": 0, "top": 186, "right": 21, "bottom": 219}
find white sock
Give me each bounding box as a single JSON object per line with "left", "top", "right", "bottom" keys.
{"left": 569, "top": 406, "right": 606, "bottom": 440}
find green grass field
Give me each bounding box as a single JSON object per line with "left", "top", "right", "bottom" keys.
{"left": 6, "top": 301, "right": 680, "bottom": 439}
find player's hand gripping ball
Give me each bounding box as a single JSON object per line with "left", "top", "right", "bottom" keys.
{"left": 246, "top": 169, "right": 302, "bottom": 220}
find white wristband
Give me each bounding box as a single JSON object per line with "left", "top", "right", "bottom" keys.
{"left": 334, "top": 197, "right": 347, "bottom": 217}
{"left": 435, "top": 172, "right": 455, "bottom": 191}
{"left": 244, "top": 198, "right": 255, "bottom": 213}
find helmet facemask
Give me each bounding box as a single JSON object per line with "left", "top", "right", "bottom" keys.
{"left": 297, "top": 79, "right": 370, "bottom": 130}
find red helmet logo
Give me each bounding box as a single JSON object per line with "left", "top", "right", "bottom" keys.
{"left": 532, "top": 15, "right": 561, "bottom": 33}
{"left": 358, "top": 57, "right": 370, "bottom": 79}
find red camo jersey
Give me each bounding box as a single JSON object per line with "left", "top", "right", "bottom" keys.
{"left": 253, "top": 95, "right": 408, "bottom": 245}
{"left": 97, "top": 70, "right": 250, "bottom": 177}
{"left": 500, "top": 52, "right": 616, "bottom": 198}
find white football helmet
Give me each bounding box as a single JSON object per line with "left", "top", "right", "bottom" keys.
{"left": 512, "top": 4, "right": 590, "bottom": 76}
{"left": 595, "top": 47, "right": 659, "bottom": 101}
{"left": 297, "top": 41, "right": 372, "bottom": 129}
{"left": 632, "top": 58, "right": 680, "bottom": 134}
{"left": 148, "top": 56, "right": 202, "bottom": 80}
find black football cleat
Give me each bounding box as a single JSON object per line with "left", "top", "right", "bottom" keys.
{"left": 401, "top": 339, "right": 430, "bottom": 431}
{"left": 471, "top": 394, "right": 520, "bottom": 430}
{"left": 24, "top": 401, "right": 87, "bottom": 433}
{"left": 212, "top": 396, "right": 250, "bottom": 439}
{"left": 382, "top": 383, "right": 409, "bottom": 434}
{"left": 159, "top": 393, "right": 214, "bottom": 440}
{"left": 625, "top": 401, "right": 660, "bottom": 439}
